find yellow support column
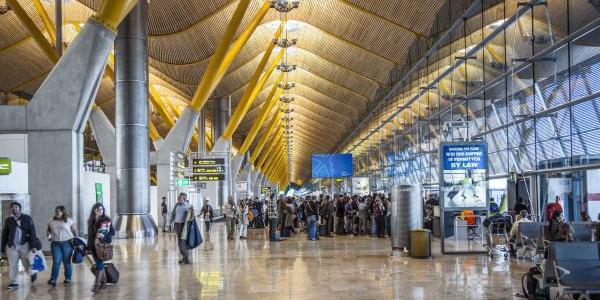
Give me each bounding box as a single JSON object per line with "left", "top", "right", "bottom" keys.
{"left": 94, "top": 0, "right": 140, "bottom": 31}
{"left": 238, "top": 80, "right": 284, "bottom": 154}
{"left": 188, "top": 0, "right": 252, "bottom": 111}
{"left": 213, "top": 2, "right": 271, "bottom": 80}
{"left": 257, "top": 130, "right": 282, "bottom": 171}
{"left": 32, "top": 0, "right": 56, "bottom": 45}
{"left": 148, "top": 86, "right": 175, "bottom": 127}
{"left": 149, "top": 120, "right": 161, "bottom": 141}
{"left": 249, "top": 111, "right": 281, "bottom": 164}
{"left": 267, "top": 145, "right": 286, "bottom": 180}
{"left": 222, "top": 24, "right": 286, "bottom": 140}
{"left": 7, "top": 0, "right": 58, "bottom": 63}
{"left": 266, "top": 154, "right": 283, "bottom": 182}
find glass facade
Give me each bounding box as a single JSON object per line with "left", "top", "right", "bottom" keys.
{"left": 350, "top": 0, "right": 600, "bottom": 222}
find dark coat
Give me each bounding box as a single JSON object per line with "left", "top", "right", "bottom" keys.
{"left": 1, "top": 214, "right": 40, "bottom": 252}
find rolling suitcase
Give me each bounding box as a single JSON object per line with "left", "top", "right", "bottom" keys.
{"left": 281, "top": 226, "right": 291, "bottom": 237}
{"left": 91, "top": 263, "right": 120, "bottom": 284}
{"left": 319, "top": 224, "right": 327, "bottom": 236}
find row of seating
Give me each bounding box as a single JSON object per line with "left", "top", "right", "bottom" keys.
{"left": 516, "top": 222, "right": 599, "bottom": 299}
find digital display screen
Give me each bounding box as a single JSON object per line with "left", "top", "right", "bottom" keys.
{"left": 311, "top": 153, "right": 353, "bottom": 178}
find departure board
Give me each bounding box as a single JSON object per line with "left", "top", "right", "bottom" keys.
{"left": 191, "top": 157, "right": 226, "bottom": 181}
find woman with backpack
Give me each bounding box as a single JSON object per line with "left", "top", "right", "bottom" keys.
{"left": 87, "top": 203, "right": 115, "bottom": 293}
{"left": 46, "top": 206, "right": 78, "bottom": 287}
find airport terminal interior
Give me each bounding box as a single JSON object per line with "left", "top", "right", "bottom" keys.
{"left": 1, "top": 0, "right": 600, "bottom": 299}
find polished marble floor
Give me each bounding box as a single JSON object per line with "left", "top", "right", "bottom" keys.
{"left": 1, "top": 222, "right": 530, "bottom": 299}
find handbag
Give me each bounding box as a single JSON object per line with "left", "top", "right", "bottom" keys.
{"left": 95, "top": 240, "right": 113, "bottom": 261}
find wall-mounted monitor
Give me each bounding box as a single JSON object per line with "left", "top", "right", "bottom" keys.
{"left": 311, "top": 153, "right": 353, "bottom": 178}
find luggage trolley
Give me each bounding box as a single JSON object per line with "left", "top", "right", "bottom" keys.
{"left": 484, "top": 215, "right": 512, "bottom": 258}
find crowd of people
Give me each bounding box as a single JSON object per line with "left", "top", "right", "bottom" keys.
{"left": 204, "top": 193, "right": 395, "bottom": 242}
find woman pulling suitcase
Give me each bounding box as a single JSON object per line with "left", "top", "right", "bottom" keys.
{"left": 87, "top": 203, "right": 115, "bottom": 293}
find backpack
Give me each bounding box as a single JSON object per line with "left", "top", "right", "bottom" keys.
{"left": 71, "top": 237, "right": 87, "bottom": 264}
{"left": 521, "top": 267, "right": 548, "bottom": 299}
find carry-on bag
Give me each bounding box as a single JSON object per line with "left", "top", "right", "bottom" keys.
{"left": 91, "top": 263, "right": 120, "bottom": 284}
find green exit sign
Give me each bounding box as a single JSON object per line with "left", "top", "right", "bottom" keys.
{"left": 176, "top": 178, "right": 190, "bottom": 187}
{"left": 0, "top": 158, "right": 11, "bottom": 175}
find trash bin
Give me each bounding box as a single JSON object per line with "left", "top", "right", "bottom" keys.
{"left": 410, "top": 229, "right": 431, "bottom": 258}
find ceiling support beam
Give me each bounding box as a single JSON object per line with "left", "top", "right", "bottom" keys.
{"left": 249, "top": 110, "right": 281, "bottom": 164}
{"left": 239, "top": 84, "right": 283, "bottom": 154}
{"left": 6, "top": 0, "right": 58, "bottom": 63}
{"left": 222, "top": 22, "right": 285, "bottom": 141}
{"left": 188, "top": 0, "right": 263, "bottom": 112}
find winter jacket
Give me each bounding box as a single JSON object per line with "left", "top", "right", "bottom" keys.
{"left": 1, "top": 214, "right": 40, "bottom": 252}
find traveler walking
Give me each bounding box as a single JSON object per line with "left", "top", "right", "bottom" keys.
{"left": 87, "top": 203, "right": 115, "bottom": 293}
{"left": 224, "top": 196, "right": 237, "bottom": 240}
{"left": 200, "top": 197, "right": 214, "bottom": 232}
{"left": 374, "top": 198, "right": 385, "bottom": 238}
{"left": 1, "top": 201, "right": 41, "bottom": 290}
{"left": 267, "top": 195, "right": 281, "bottom": 241}
{"left": 358, "top": 198, "right": 368, "bottom": 235}
{"left": 238, "top": 201, "right": 249, "bottom": 240}
{"left": 306, "top": 199, "right": 319, "bottom": 240}
{"left": 344, "top": 199, "right": 354, "bottom": 235}
{"left": 335, "top": 196, "right": 345, "bottom": 235}
{"left": 161, "top": 197, "right": 168, "bottom": 232}
{"left": 47, "top": 206, "right": 78, "bottom": 287}
{"left": 170, "top": 192, "right": 191, "bottom": 264}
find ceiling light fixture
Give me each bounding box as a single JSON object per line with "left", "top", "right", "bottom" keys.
{"left": 279, "top": 95, "right": 295, "bottom": 103}
{"left": 278, "top": 82, "right": 296, "bottom": 90}
{"left": 273, "top": 38, "right": 297, "bottom": 48}
{"left": 277, "top": 63, "right": 296, "bottom": 72}
{"left": 269, "top": 0, "right": 299, "bottom": 12}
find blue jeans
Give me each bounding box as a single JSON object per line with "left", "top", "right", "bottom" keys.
{"left": 95, "top": 258, "right": 104, "bottom": 271}
{"left": 50, "top": 241, "right": 73, "bottom": 282}
{"left": 307, "top": 215, "right": 317, "bottom": 240}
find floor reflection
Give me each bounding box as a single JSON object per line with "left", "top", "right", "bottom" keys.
{"left": 1, "top": 222, "right": 529, "bottom": 299}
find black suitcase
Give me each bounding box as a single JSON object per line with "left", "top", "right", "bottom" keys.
{"left": 91, "top": 263, "right": 120, "bottom": 284}
{"left": 281, "top": 226, "right": 291, "bottom": 237}
{"left": 319, "top": 224, "right": 327, "bottom": 236}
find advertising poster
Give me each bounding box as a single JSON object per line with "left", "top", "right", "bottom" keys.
{"left": 352, "top": 177, "right": 370, "bottom": 195}
{"left": 440, "top": 142, "right": 488, "bottom": 210}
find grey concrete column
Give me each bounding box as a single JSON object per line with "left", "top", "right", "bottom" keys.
{"left": 113, "top": 1, "right": 157, "bottom": 238}
{"left": 213, "top": 99, "right": 229, "bottom": 207}
{"left": 17, "top": 19, "right": 117, "bottom": 249}
{"left": 89, "top": 108, "right": 117, "bottom": 217}
{"left": 198, "top": 107, "right": 206, "bottom": 153}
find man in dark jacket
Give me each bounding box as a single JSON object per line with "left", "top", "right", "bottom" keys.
{"left": 1, "top": 201, "right": 40, "bottom": 289}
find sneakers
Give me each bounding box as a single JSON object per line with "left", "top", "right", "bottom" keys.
{"left": 31, "top": 273, "right": 37, "bottom": 283}
{"left": 7, "top": 283, "right": 18, "bottom": 290}
{"left": 63, "top": 279, "right": 71, "bottom": 285}
{"left": 47, "top": 279, "right": 56, "bottom": 287}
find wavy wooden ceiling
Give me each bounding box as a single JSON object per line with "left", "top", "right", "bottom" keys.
{"left": 0, "top": 0, "right": 447, "bottom": 181}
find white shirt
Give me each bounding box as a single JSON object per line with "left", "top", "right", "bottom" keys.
{"left": 48, "top": 218, "right": 75, "bottom": 242}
